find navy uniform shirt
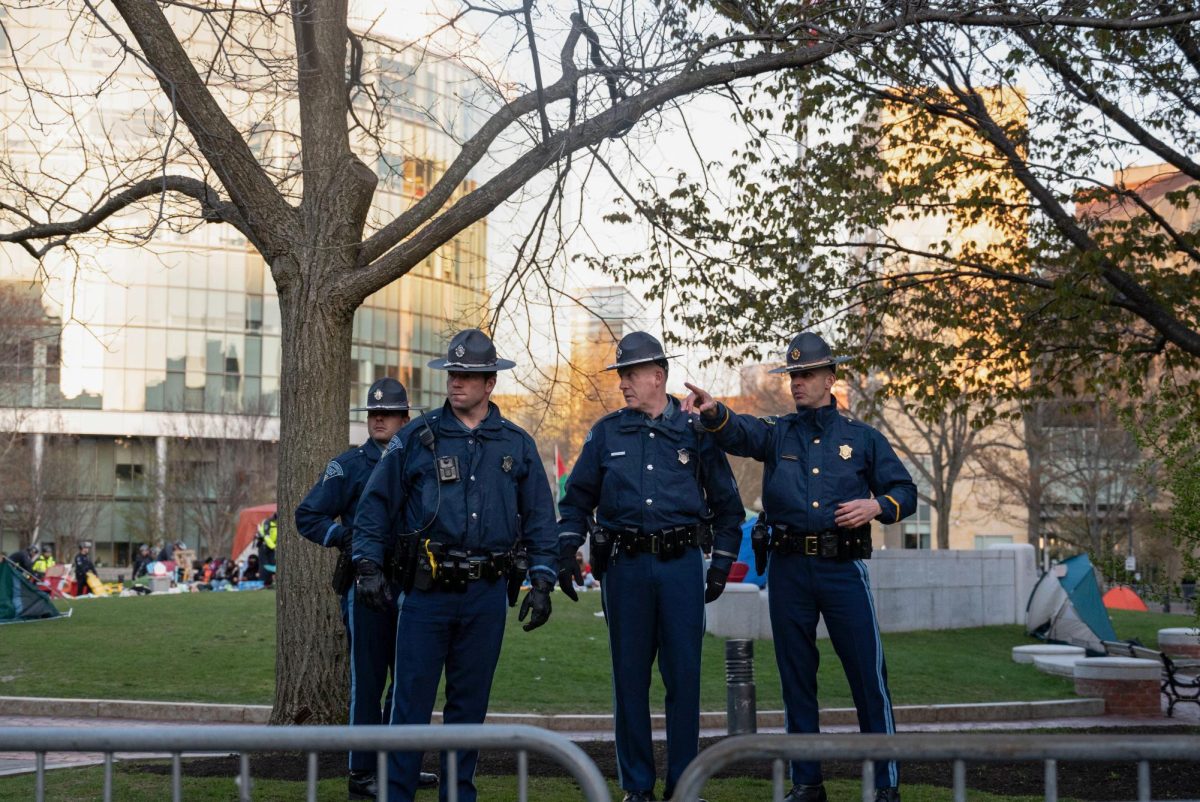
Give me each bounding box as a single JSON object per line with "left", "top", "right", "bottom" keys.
{"left": 704, "top": 398, "right": 916, "bottom": 531}
{"left": 557, "top": 396, "right": 745, "bottom": 572}
{"left": 353, "top": 401, "right": 557, "bottom": 582}
{"left": 295, "top": 437, "right": 384, "bottom": 550}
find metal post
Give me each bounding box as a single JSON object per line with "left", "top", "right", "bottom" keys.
{"left": 725, "top": 638, "right": 757, "bottom": 734}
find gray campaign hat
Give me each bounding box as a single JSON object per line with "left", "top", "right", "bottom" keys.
{"left": 769, "top": 332, "right": 852, "bottom": 374}
{"left": 351, "top": 377, "right": 421, "bottom": 412}
{"left": 604, "top": 331, "right": 679, "bottom": 371}
{"left": 427, "top": 328, "right": 516, "bottom": 372}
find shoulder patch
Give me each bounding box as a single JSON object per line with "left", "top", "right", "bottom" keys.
{"left": 322, "top": 460, "right": 344, "bottom": 483}
{"left": 758, "top": 415, "right": 777, "bottom": 426}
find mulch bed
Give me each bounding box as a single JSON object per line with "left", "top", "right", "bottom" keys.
{"left": 127, "top": 727, "right": 1200, "bottom": 799}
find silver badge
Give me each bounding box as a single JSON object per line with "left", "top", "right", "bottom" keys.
{"left": 616, "top": 347, "right": 623, "bottom": 359}
{"left": 455, "top": 344, "right": 466, "bottom": 358}
{"left": 373, "top": 389, "right": 383, "bottom": 400}
{"left": 677, "top": 448, "right": 689, "bottom": 465}
{"left": 502, "top": 455, "right": 514, "bottom": 472}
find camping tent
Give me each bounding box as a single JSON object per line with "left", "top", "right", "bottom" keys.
{"left": 0, "top": 560, "right": 61, "bottom": 624}
{"left": 232, "top": 503, "right": 276, "bottom": 564}
{"left": 1102, "top": 586, "right": 1149, "bottom": 612}
{"left": 1026, "top": 553, "right": 1118, "bottom": 654}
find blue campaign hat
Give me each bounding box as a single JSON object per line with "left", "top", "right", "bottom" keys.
{"left": 604, "top": 331, "right": 679, "bottom": 371}
{"left": 427, "top": 328, "right": 516, "bottom": 372}
{"left": 768, "top": 332, "right": 853, "bottom": 374}
{"left": 351, "top": 377, "right": 421, "bottom": 411}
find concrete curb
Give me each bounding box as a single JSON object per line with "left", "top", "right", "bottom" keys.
{"left": 0, "top": 696, "right": 1104, "bottom": 729}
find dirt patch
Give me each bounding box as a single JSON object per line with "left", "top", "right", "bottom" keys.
{"left": 126, "top": 727, "right": 1200, "bottom": 799}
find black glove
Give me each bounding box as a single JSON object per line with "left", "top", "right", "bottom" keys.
{"left": 704, "top": 566, "right": 729, "bottom": 603}
{"left": 354, "top": 560, "right": 392, "bottom": 612}
{"left": 556, "top": 542, "right": 581, "bottom": 602}
{"left": 518, "top": 577, "right": 553, "bottom": 631}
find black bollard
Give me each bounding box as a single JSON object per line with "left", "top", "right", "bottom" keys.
{"left": 725, "top": 638, "right": 757, "bottom": 735}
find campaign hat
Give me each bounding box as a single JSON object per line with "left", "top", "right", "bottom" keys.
{"left": 768, "top": 332, "right": 852, "bottom": 374}
{"left": 427, "top": 329, "right": 516, "bottom": 372}
{"left": 604, "top": 331, "right": 678, "bottom": 371}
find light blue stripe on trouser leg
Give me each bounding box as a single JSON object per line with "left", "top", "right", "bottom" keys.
{"left": 854, "top": 560, "right": 898, "bottom": 787}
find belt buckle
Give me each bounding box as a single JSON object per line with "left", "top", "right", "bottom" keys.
{"left": 804, "top": 535, "right": 818, "bottom": 556}
{"left": 467, "top": 560, "right": 484, "bottom": 580}
{"left": 649, "top": 535, "right": 660, "bottom": 554}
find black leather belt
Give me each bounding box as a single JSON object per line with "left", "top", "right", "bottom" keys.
{"left": 771, "top": 524, "right": 872, "bottom": 560}
{"left": 415, "top": 543, "right": 514, "bottom": 591}
{"left": 612, "top": 525, "right": 700, "bottom": 559}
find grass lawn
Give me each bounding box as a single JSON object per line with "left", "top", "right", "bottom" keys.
{"left": 2, "top": 590, "right": 1192, "bottom": 713}
{"left": 0, "top": 764, "right": 1065, "bottom": 802}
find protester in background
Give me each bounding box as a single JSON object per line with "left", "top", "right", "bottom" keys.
{"left": 131, "top": 544, "right": 153, "bottom": 579}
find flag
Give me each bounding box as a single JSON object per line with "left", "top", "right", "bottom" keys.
{"left": 555, "top": 444, "right": 568, "bottom": 502}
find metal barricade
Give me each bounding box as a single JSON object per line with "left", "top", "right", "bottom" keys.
{"left": 0, "top": 723, "right": 609, "bottom": 802}
{"left": 671, "top": 732, "right": 1200, "bottom": 802}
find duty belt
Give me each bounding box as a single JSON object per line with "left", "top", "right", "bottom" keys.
{"left": 770, "top": 524, "right": 872, "bottom": 561}
{"left": 612, "top": 525, "right": 700, "bottom": 559}
{"left": 415, "top": 541, "right": 515, "bottom": 592}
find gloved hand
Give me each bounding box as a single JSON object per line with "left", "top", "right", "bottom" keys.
{"left": 518, "top": 577, "right": 553, "bottom": 631}
{"left": 354, "top": 560, "right": 392, "bottom": 612}
{"left": 704, "top": 566, "right": 729, "bottom": 603}
{"left": 556, "top": 542, "right": 581, "bottom": 602}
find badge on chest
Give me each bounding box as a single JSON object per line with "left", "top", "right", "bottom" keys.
{"left": 677, "top": 448, "right": 690, "bottom": 465}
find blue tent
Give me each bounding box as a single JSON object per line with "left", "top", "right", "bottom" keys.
{"left": 1026, "top": 553, "right": 1117, "bottom": 654}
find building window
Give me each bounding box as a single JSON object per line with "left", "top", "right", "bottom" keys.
{"left": 902, "top": 501, "right": 931, "bottom": 550}
{"left": 975, "top": 534, "right": 1013, "bottom": 549}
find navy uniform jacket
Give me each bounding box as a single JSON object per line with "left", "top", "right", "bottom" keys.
{"left": 557, "top": 397, "right": 745, "bottom": 572}
{"left": 704, "top": 399, "right": 917, "bottom": 531}
{"left": 353, "top": 401, "right": 557, "bottom": 582}
{"left": 295, "top": 438, "right": 384, "bottom": 550}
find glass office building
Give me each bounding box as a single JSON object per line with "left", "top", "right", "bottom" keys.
{"left": 0, "top": 10, "right": 490, "bottom": 564}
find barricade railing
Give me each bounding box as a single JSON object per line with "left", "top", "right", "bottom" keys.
{"left": 672, "top": 732, "right": 1200, "bottom": 802}
{"left": 0, "top": 723, "right": 609, "bottom": 802}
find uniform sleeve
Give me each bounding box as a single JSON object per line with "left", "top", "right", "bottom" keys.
{"left": 352, "top": 441, "right": 409, "bottom": 567}
{"left": 867, "top": 429, "right": 918, "bottom": 525}
{"left": 555, "top": 424, "right": 605, "bottom": 552}
{"left": 294, "top": 459, "right": 356, "bottom": 548}
{"left": 516, "top": 433, "right": 558, "bottom": 582}
{"left": 697, "top": 434, "right": 745, "bottom": 574}
{"left": 703, "top": 402, "right": 774, "bottom": 461}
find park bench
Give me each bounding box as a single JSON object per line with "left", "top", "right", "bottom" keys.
{"left": 1102, "top": 639, "right": 1200, "bottom": 717}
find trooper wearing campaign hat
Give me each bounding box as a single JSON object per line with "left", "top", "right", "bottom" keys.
{"left": 295, "top": 376, "right": 437, "bottom": 797}
{"left": 353, "top": 328, "right": 558, "bottom": 802}
{"left": 558, "top": 331, "right": 744, "bottom": 802}
{"left": 683, "top": 332, "right": 916, "bottom": 802}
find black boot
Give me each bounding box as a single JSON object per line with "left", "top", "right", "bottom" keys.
{"left": 874, "top": 788, "right": 901, "bottom": 802}
{"left": 418, "top": 771, "right": 440, "bottom": 789}
{"left": 348, "top": 770, "right": 376, "bottom": 800}
{"left": 784, "top": 784, "right": 828, "bottom": 802}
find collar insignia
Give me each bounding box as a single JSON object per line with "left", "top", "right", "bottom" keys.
{"left": 501, "top": 455, "right": 514, "bottom": 472}
{"left": 677, "top": 448, "right": 690, "bottom": 465}
{"left": 839, "top": 444, "right": 853, "bottom": 460}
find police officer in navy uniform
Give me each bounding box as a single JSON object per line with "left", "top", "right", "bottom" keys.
{"left": 353, "top": 329, "right": 558, "bottom": 802}
{"left": 684, "top": 332, "right": 916, "bottom": 802}
{"left": 294, "top": 377, "right": 437, "bottom": 799}
{"left": 558, "top": 332, "right": 744, "bottom": 802}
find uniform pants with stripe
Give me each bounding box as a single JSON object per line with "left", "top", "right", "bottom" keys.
{"left": 767, "top": 553, "right": 898, "bottom": 789}
{"left": 386, "top": 579, "right": 507, "bottom": 802}
{"left": 602, "top": 547, "right": 705, "bottom": 798}
{"left": 341, "top": 581, "right": 399, "bottom": 771}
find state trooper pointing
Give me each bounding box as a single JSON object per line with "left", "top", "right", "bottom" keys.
{"left": 684, "top": 332, "right": 917, "bottom": 802}
{"left": 558, "top": 332, "right": 744, "bottom": 802}
{"left": 353, "top": 329, "right": 558, "bottom": 802}
{"left": 294, "top": 377, "right": 437, "bottom": 798}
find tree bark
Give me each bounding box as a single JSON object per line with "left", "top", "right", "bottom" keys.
{"left": 271, "top": 256, "right": 357, "bottom": 725}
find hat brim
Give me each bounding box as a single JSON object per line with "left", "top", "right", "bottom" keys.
{"left": 427, "top": 358, "right": 516, "bottom": 372}
{"left": 350, "top": 404, "right": 424, "bottom": 412}
{"left": 603, "top": 353, "right": 680, "bottom": 371}
{"left": 768, "top": 355, "right": 853, "bottom": 374}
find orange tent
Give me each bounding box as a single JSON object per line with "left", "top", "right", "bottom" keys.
{"left": 1102, "top": 586, "right": 1149, "bottom": 612}
{"left": 232, "top": 503, "right": 277, "bottom": 563}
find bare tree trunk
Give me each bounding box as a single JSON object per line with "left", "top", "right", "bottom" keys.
{"left": 271, "top": 262, "right": 356, "bottom": 725}
{"left": 935, "top": 487, "right": 953, "bottom": 550}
